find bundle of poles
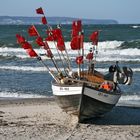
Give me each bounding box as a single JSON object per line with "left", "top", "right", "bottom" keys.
{"left": 16, "top": 7, "right": 99, "bottom": 84}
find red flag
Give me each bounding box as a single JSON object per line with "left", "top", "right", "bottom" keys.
{"left": 70, "top": 35, "right": 83, "bottom": 50}
{"left": 21, "top": 42, "right": 32, "bottom": 49}
{"left": 86, "top": 52, "right": 93, "bottom": 60}
{"left": 36, "top": 37, "right": 45, "bottom": 46}
{"left": 46, "top": 35, "right": 54, "bottom": 41}
{"left": 52, "top": 28, "right": 65, "bottom": 51}
{"left": 46, "top": 28, "right": 65, "bottom": 51}
{"left": 54, "top": 29, "right": 62, "bottom": 38}
{"left": 28, "top": 25, "right": 39, "bottom": 37}
{"left": 36, "top": 7, "right": 44, "bottom": 14}
{"left": 42, "top": 16, "right": 47, "bottom": 24}
{"left": 26, "top": 48, "right": 38, "bottom": 57}
{"left": 76, "top": 56, "right": 83, "bottom": 64}
{"left": 57, "top": 38, "right": 65, "bottom": 51}
{"left": 42, "top": 41, "right": 53, "bottom": 58}
{"left": 71, "top": 36, "right": 80, "bottom": 50}
{"left": 46, "top": 28, "right": 64, "bottom": 41}
{"left": 46, "top": 30, "right": 57, "bottom": 41}
{"left": 16, "top": 34, "right": 25, "bottom": 44}
{"left": 89, "top": 31, "right": 99, "bottom": 45}
{"left": 71, "top": 20, "right": 82, "bottom": 38}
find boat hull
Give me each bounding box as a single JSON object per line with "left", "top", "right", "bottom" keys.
{"left": 78, "top": 85, "right": 121, "bottom": 122}
{"left": 52, "top": 82, "right": 121, "bottom": 120}
{"left": 55, "top": 94, "right": 80, "bottom": 114}
{"left": 52, "top": 82, "right": 82, "bottom": 114}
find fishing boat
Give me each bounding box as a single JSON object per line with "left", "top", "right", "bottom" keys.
{"left": 52, "top": 63, "right": 133, "bottom": 120}
{"left": 16, "top": 7, "right": 133, "bottom": 122}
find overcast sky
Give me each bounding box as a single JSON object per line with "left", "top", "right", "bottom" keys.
{"left": 0, "top": 0, "right": 140, "bottom": 24}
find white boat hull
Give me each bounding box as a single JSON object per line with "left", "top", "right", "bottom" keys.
{"left": 52, "top": 83, "right": 82, "bottom": 96}
{"left": 52, "top": 82, "right": 82, "bottom": 114}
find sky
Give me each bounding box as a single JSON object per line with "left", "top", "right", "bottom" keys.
{"left": 0, "top": 0, "right": 140, "bottom": 24}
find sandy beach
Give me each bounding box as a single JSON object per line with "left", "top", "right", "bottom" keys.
{"left": 0, "top": 97, "right": 140, "bottom": 140}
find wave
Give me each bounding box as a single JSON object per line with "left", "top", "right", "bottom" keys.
{"left": 118, "top": 95, "right": 140, "bottom": 106}
{"left": 120, "top": 95, "right": 140, "bottom": 101}
{"left": 0, "top": 47, "right": 28, "bottom": 59}
{"left": 0, "top": 91, "right": 47, "bottom": 98}
{"left": 0, "top": 91, "right": 140, "bottom": 105}
{"left": 0, "top": 66, "right": 47, "bottom": 72}
{"left": 131, "top": 25, "right": 140, "bottom": 29}
{"left": 0, "top": 65, "right": 140, "bottom": 73}
{"left": 119, "top": 40, "right": 140, "bottom": 49}
{"left": 0, "top": 41, "right": 140, "bottom": 62}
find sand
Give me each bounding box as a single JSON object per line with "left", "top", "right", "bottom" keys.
{"left": 0, "top": 97, "right": 140, "bottom": 140}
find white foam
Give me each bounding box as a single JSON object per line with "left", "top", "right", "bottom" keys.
{"left": 0, "top": 91, "right": 46, "bottom": 98}
{"left": 1, "top": 91, "right": 140, "bottom": 102}
{"left": 0, "top": 66, "right": 48, "bottom": 72}
{"left": 132, "top": 25, "right": 140, "bottom": 29}
{"left": 118, "top": 95, "right": 140, "bottom": 106}
{"left": 0, "top": 65, "right": 79, "bottom": 73}
{"left": 0, "top": 65, "right": 140, "bottom": 73}
{"left": 120, "top": 95, "right": 140, "bottom": 101}
{"left": 0, "top": 47, "right": 28, "bottom": 59}
{"left": 1, "top": 40, "right": 140, "bottom": 62}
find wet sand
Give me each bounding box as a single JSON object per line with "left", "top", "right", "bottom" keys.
{"left": 0, "top": 97, "right": 140, "bottom": 140}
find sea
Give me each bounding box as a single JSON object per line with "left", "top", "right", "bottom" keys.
{"left": 0, "top": 24, "right": 140, "bottom": 106}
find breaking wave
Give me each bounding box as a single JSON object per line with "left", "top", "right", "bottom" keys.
{"left": 0, "top": 91, "right": 140, "bottom": 104}
{"left": 120, "top": 95, "right": 140, "bottom": 101}
{"left": 0, "top": 40, "right": 140, "bottom": 63}
{"left": 0, "top": 91, "right": 47, "bottom": 98}
{"left": 0, "top": 65, "right": 140, "bottom": 73}
{"left": 119, "top": 40, "right": 140, "bottom": 49}
{"left": 118, "top": 95, "right": 140, "bottom": 106}
{"left": 131, "top": 25, "right": 140, "bottom": 29}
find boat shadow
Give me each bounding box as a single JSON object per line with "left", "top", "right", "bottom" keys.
{"left": 83, "top": 106, "right": 140, "bottom": 125}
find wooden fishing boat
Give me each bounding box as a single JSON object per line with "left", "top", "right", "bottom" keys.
{"left": 78, "top": 84, "right": 121, "bottom": 122}
{"left": 52, "top": 65, "right": 133, "bottom": 118}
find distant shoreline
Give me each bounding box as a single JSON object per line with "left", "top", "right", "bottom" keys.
{"left": 0, "top": 16, "right": 118, "bottom": 25}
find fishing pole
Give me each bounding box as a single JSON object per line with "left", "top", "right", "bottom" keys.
{"left": 37, "top": 56, "right": 60, "bottom": 83}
